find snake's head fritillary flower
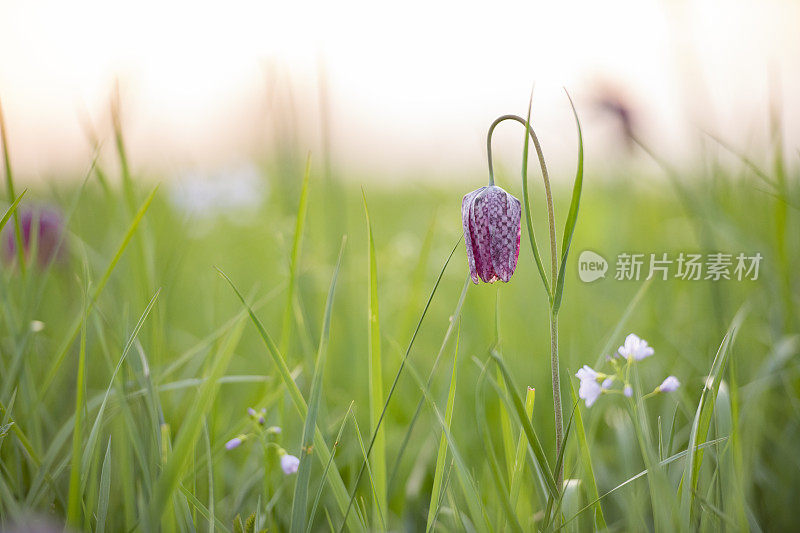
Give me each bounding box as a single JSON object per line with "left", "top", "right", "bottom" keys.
{"left": 462, "top": 185, "right": 521, "bottom": 284}
{"left": 617, "top": 333, "right": 654, "bottom": 361}
{"left": 3, "top": 206, "right": 66, "bottom": 268}
{"left": 576, "top": 365, "right": 602, "bottom": 407}
{"left": 225, "top": 436, "right": 245, "bottom": 450}
{"left": 280, "top": 453, "right": 300, "bottom": 475}
{"left": 658, "top": 376, "right": 680, "bottom": 393}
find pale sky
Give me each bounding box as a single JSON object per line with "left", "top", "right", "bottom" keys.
{"left": 1, "top": 0, "right": 798, "bottom": 183}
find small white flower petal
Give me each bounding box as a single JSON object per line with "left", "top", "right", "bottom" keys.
{"left": 602, "top": 378, "right": 613, "bottom": 389}
{"left": 578, "top": 378, "right": 603, "bottom": 407}
{"left": 281, "top": 454, "right": 300, "bottom": 475}
{"left": 575, "top": 365, "right": 598, "bottom": 381}
{"left": 658, "top": 376, "right": 680, "bottom": 392}
{"left": 617, "top": 333, "right": 654, "bottom": 360}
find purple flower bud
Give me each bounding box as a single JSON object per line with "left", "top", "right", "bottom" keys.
{"left": 3, "top": 206, "right": 66, "bottom": 268}
{"left": 258, "top": 415, "right": 265, "bottom": 425}
{"left": 623, "top": 385, "right": 633, "bottom": 397}
{"left": 225, "top": 437, "right": 244, "bottom": 450}
{"left": 462, "top": 186, "right": 521, "bottom": 284}
{"left": 247, "top": 407, "right": 257, "bottom": 417}
{"left": 280, "top": 453, "right": 300, "bottom": 475}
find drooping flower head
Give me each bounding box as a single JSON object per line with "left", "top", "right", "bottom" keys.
{"left": 280, "top": 453, "right": 300, "bottom": 475}
{"left": 462, "top": 186, "right": 522, "bottom": 284}
{"left": 617, "top": 333, "right": 654, "bottom": 361}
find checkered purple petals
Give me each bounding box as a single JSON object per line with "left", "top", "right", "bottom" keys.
{"left": 462, "top": 185, "right": 522, "bottom": 284}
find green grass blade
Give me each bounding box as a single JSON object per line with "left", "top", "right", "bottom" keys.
{"left": 489, "top": 350, "right": 558, "bottom": 501}
{"left": 426, "top": 322, "right": 460, "bottom": 532}
{"left": 0, "top": 97, "right": 27, "bottom": 275}
{"left": 179, "top": 485, "right": 231, "bottom": 533}
{"left": 521, "top": 91, "right": 551, "bottom": 299}
{"left": 81, "top": 288, "right": 161, "bottom": 486}
{"left": 407, "top": 362, "right": 490, "bottom": 531}
{"left": 388, "top": 275, "right": 470, "bottom": 492}
{"left": 307, "top": 401, "right": 355, "bottom": 533}
{"left": 362, "top": 190, "right": 387, "bottom": 529}
{"left": 204, "top": 421, "right": 215, "bottom": 533}
{"left": 679, "top": 306, "right": 747, "bottom": 525}
{"left": 280, "top": 153, "right": 312, "bottom": 355}
{"left": 147, "top": 318, "right": 246, "bottom": 527}
{"left": 509, "top": 387, "right": 536, "bottom": 516}
{"left": 66, "top": 278, "right": 90, "bottom": 528}
{"left": 567, "top": 380, "right": 606, "bottom": 530}
{"left": 41, "top": 185, "right": 159, "bottom": 396}
{"left": 96, "top": 438, "right": 112, "bottom": 533}
{"left": 552, "top": 89, "right": 583, "bottom": 315}
{"left": 217, "top": 268, "right": 366, "bottom": 532}
{"left": 561, "top": 436, "right": 729, "bottom": 529}
{"left": 339, "top": 238, "right": 461, "bottom": 531}
{"left": 476, "top": 358, "right": 524, "bottom": 533}
{"left": 348, "top": 408, "right": 386, "bottom": 531}
{"left": 291, "top": 238, "right": 346, "bottom": 532}
{"left": 0, "top": 188, "right": 26, "bottom": 233}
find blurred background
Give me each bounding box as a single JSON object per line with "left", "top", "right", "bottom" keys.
{"left": 1, "top": 0, "right": 799, "bottom": 183}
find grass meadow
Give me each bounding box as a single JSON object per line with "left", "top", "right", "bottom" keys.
{"left": 0, "top": 103, "right": 798, "bottom": 532}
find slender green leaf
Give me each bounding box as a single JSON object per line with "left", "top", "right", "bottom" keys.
{"left": 509, "top": 387, "right": 535, "bottom": 516}
{"left": 307, "top": 402, "right": 355, "bottom": 533}
{"left": 489, "top": 350, "right": 558, "bottom": 501}
{"left": 291, "top": 238, "right": 346, "bottom": 532}
{"left": 552, "top": 89, "right": 583, "bottom": 314}
{"left": 280, "top": 153, "right": 312, "bottom": 355}
{"left": 67, "top": 278, "right": 90, "bottom": 527}
{"left": 406, "top": 362, "right": 490, "bottom": 531}
{"left": 680, "top": 306, "right": 747, "bottom": 525}
{"left": 147, "top": 318, "right": 246, "bottom": 527}
{"left": 0, "top": 188, "right": 26, "bottom": 234}
{"left": 362, "top": 190, "right": 387, "bottom": 529}
{"left": 568, "top": 380, "right": 606, "bottom": 530}
{"left": 426, "top": 322, "right": 460, "bottom": 532}
{"left": 520, "top": 92, "right": 551, "bottom": 298}
{"left": 0, "top": 97, "right": 26, "bottom": 275}
{"left": 96, "top": 438, "right": 112, "bottom": 533}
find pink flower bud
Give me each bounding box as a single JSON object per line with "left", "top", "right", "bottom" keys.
{"left": 462, "top": 186, "right": 521, "bottom": 284}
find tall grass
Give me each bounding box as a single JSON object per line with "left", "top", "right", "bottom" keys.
{"left": 0, "top": 100, "right": 797, "bottom": 532}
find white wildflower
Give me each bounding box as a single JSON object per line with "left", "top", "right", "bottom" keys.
{"left": 617, "top": 333, "right": 654, "bottom": 361}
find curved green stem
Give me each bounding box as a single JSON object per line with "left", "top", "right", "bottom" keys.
{"left": 486, "top": 114, "right": 556, "bottom": 299}
{"left": 486, "top": 112, "right": 563, "bottom": 483}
